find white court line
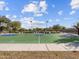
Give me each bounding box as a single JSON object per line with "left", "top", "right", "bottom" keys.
{"left": 0, "top": 43, "right": 79, "bottom": 51}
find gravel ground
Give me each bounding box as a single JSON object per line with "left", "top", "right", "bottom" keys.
{"left": 0, "top": 51, "right": 79, "bottom": 59}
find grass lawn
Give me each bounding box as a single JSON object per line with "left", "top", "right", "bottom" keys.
{"left": 0, "top": 33, "right": 79, "bottom": 43}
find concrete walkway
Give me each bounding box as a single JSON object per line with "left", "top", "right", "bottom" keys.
{"left": 0, "top": 43, "right": 79, "bottom": 51}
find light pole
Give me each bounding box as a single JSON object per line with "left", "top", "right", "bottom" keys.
{"left": 46, "top": 21, "right": 48, "bottom": 33}
{"left": 30, "top": 21, "right": 32, "bottom": 28}
{"left": 45, "top": 21, "right": 49, "bottom": 50}
{"left": 30, "top": 21, "right": 32, "bottom": 32}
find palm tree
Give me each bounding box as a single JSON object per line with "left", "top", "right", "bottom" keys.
{"left": 74, "top": 22, "right": 79, "bottom": 35}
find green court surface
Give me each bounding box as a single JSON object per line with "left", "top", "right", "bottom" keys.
{"left": 0, "top": 33, "right": 79, "bottom": 43}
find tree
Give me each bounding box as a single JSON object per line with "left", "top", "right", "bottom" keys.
{"left": 52, "top": 24, "right": 62, "bottom": 32}
{"left": 33, "top": 28, "right": 43, "bottom": 33}
{"left": 0, "top": 16, "right": 11, "bottom": 32}
{"left": 61, "top": 28, "right": 76, "bottom": 34}
{"left": 18, "top": 28, "right": 27, "bottom": 33}
{"left": 52, "top": 24, "right": 66, "bottom": 33}
{"left": 74, "top": 22, "right": 79, "bottom": 35}
{"left": 9, "top": 21, "right": 21, "bottom": 33}
{"left": 0, "top": 16, "right": 11, "bottom": 24}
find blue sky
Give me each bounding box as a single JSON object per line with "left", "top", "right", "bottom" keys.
{"left": 0, "top": 0, "right": 79, "bottom": 29}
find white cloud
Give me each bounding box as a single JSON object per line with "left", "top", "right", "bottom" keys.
{"left": 70, "top": 10, "right": 76, "bottom": 15}
{"left": 20, "top": 17, "right": 45, "bottom": 25}
{"left": 5, "top": 7, "right": 9, "bottom": 11}
{"left": 55, "top": 19, "right": 60, "bottom": 22}
{"left": 70, "top": 0, "right": 79, "bottom": 9}
{"left": 5, "top": 15, "right": 51, "bottom": 29}
{"left": 0, "top": 1, "right": 9, "bottom": 11}
{"left": 34, "top": 13, "right": 43, "bottom": 16}
{"left": 48, "top": 19, "right": 53, "bottom": 22}
{"left": 52, "top": 5, "right": 55, "bottom": 8}
{"left": 12, "top": 15, "right": 17, "bottom": 18}
{"left": 22, "top": 3, "right": 38, "bottom": 13}
{"left": 6, "top": 15, "right": 17, "bottom": 18}
{"left": 20, "top": 17, "right": 45, "bottom": 29}
{"left": 64, "top": 17, "right": 73, "bottom": 20}
{"left": 6, "top": 15, "right": 17, "bottom": 21}
{"left": 32, "top": 1, "right": 38, "bottom": 4}
{"left": 21, "top": 0, "right": 48, "bottom": 16}
{"left": 6, "top": 15, "right": 10, "bottom": 18}
{"left": 58, "top": 10, "right": 63, "bottom": 15}
{"left": 0, "top": 1, "right": 6, "bottom": 10}
{"left": 39, "top": 0, "right": 47, "bottom": 12}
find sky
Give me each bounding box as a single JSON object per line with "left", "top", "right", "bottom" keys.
{"left": 0, "top": 0, "right": 79, "bottom": 29}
